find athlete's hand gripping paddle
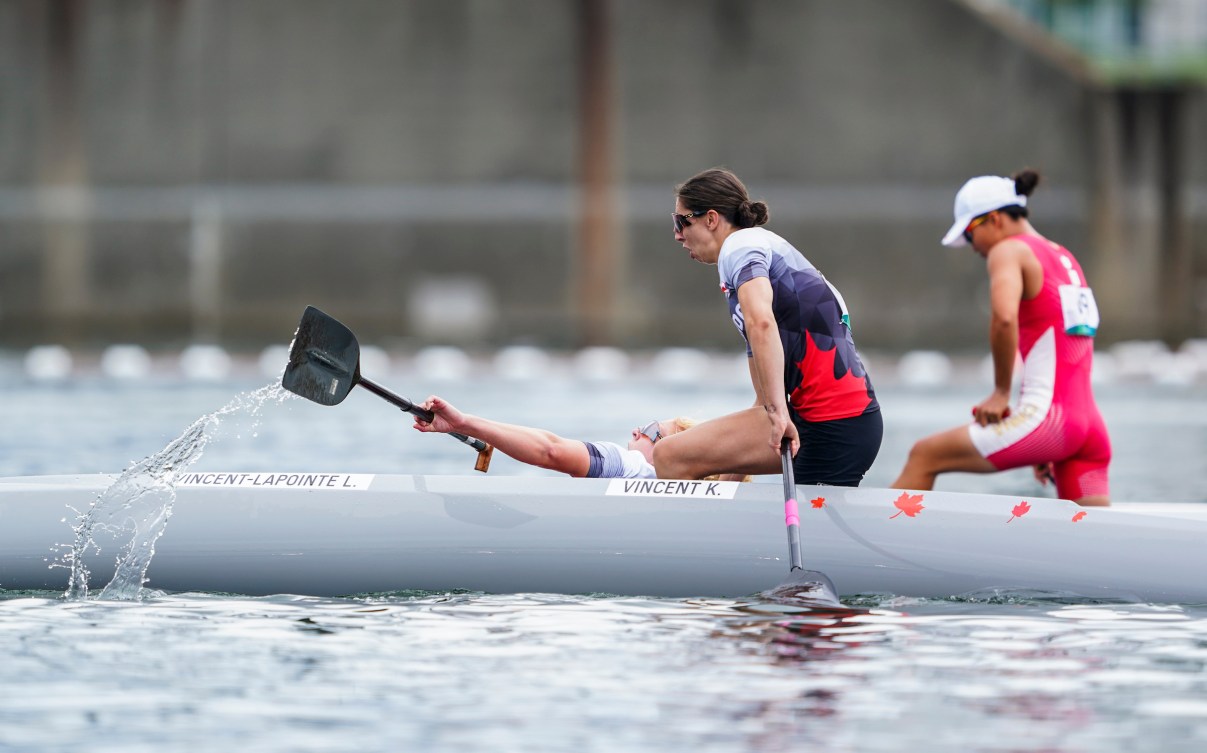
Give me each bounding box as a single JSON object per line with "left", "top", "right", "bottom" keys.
{"left": 281, "top": 305, "right": 494, "bottom": 472}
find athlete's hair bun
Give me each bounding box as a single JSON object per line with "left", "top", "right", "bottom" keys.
{"left": 1013, "top": 169, "right": 1041, "bottom": 197}
{"left": 736, "top": 200, "right": 770, "bottom": 228}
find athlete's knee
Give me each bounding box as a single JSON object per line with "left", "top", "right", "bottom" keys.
{"left": 652, "top": 441, "right": 693, "bottom": 479}
{"left": 903, "top": 437, "right": 938, "bottom": 471}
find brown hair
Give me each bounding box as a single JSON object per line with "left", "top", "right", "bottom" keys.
{"left": 676, "top": 168, "right": 770, "bottom": 229}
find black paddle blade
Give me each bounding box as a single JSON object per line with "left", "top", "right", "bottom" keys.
{"left": 760, "top": 568, "right": 843, "bottom": 609}
{"left": 281, "top": 305, "right": 361, "bottom": 406}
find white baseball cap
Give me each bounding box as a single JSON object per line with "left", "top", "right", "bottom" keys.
{"left": 941, "top": 175, "right": 1027, "bottom": 247}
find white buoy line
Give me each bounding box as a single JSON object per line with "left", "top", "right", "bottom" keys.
{"left": 6, "top": 341, "right": 1207, "bottom": 386}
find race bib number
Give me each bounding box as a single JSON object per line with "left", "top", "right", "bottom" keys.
{"left": 1059, "top": 285, "right": 1099, "bottom": 337}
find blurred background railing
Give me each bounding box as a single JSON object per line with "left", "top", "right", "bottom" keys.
{"left": 1, "top": 0, "right": 1204, "bottom": 356}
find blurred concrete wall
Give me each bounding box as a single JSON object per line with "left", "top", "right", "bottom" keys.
{"left": 1, "top": 0, "right": 1203, "bottom": 351}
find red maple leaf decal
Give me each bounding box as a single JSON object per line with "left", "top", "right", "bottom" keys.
{"left": 1072, "top": 511, "right": 1087, "bottom": 522}
{"left": 889, "top": 492, "right": 925, "bottom": 519}
{"left": 811, "top": 497, "right": 826, "bottom": 509}
{"left": 1007, "top": 500, "right": 1031, "bottom": 523}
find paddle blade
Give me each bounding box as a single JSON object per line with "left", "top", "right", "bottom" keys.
{"left": 281, "top": 306, "right": 361, "bottom": 406}
{"left": 760, "top": 568, "right": 843, "bottom": 609}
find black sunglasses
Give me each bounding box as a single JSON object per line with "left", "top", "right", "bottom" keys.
{"left": 672, "top": 209, "right": 709, "bottom": 234}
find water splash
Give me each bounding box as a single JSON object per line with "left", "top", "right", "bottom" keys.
{"left": 57, "top": 382, "right": 292, "bottom": 601}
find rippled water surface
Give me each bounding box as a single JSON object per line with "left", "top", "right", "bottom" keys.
{"left": 1, "top": 373, "right": 1205, "bottom": 751}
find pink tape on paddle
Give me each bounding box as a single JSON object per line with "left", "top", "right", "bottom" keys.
{"left": 784, "top": 498, "right": 800, "bottom": 527}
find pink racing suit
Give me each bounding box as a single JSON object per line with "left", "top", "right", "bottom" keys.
{"left": 968, "top": 234, "right": 1111, "bottom": 500}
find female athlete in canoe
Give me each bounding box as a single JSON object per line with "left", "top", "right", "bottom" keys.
{"left": 653, "top": 168, "right": 882, "bottom": 485}
{"left": 892, "top": 170, "right": 1111, "bottom": 506}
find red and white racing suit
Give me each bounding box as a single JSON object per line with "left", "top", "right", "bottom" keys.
{"left": 968, "top": 234, "right": 1111, "bottom": 500}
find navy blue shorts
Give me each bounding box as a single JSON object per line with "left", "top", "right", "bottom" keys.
{"left": 791, "top": 409, "right": 882, "bottom": 487}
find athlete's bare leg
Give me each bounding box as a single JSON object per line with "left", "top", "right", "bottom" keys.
{"left": 891, "top": 424, "right": 997, "bottom": 491}
{"left": 653, "top": 407, "right": 782, "bottom": 479}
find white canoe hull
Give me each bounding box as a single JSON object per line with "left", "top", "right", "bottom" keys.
{"left": 1, "top": 473, "right": 1205, "bottom": 603}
